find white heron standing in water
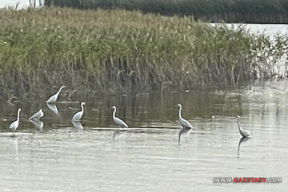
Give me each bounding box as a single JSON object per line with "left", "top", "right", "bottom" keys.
{"left": 237, "top": 115, "right": 251, "bottom": 138}
{"left": 177, "top": 104, "right": 193, "bottom": 142}
{"left": 112, "top": 106, "right": 128, "bottom": 129}
{"left": 46, "top": 86, "right": 66, "bottom": 103}
{"left": 29, "top": 109, "right": 44, "bottom": 121}
{"left": 177, "top": 104, "right": 193, "bottom": 130}
{"left": 10, "top": 108, "right": 21, "bottom": 131}
{"left": 72, "top": 102, "right": 85, "bottom": 121}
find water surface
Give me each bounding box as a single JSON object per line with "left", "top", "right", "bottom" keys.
{"left": 0, "top": 80, "right": 287, "bottom": 191}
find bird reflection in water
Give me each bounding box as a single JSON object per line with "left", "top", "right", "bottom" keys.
{"left": 29, "top": 119, "right": 44, "bottom": 131}
{"left": 237, "top": 137, "right": 250, "bottom": 158}
{"left": 8, "top": 137, "right": 19, "bottom": 156}
{"left": 46, "top": 103, "right": 59, "bottom": 115}
{"left": 71, "top": 120, "right": 83, "bottom": 130}
{"left": 113, "top": 130, "right": 122, "bottom": 142}
{"left": 178, "top": 128, "right": 192, "bottom": 143}
{"left": 112, "top": 129, "right": 130, "bottom": 142}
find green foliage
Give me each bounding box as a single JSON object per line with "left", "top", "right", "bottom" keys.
{"left": 0, "top": 7, "right": 287, "bottom": 99}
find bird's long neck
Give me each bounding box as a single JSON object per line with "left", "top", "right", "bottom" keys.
{"left": 113, "top": 108, "right": 116, "bottom": 119}
{"left": 178, "top": 106, "right": 182, "bottom": 120}
{"left": 56, "top": 87, "right": 63, "bottom": 96}
{"left": 81, "top": 104, "right": 84, "bottom": 113}
{"left": 17, "top": 109, "right": 20, "bottom": 122}
{"left": 237, "top": 120, "right": 242, "bottom": 131}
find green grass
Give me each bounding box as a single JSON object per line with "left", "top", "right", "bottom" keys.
{"left": 0, "top": 7, "right": 287, "bottom": 100}
{"left": 45, "top": 0, "right": 288, "bottom": 23}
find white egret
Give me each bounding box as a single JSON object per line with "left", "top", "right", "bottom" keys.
{"left": 237, "top": 116, "right": 251, "bottom": 138}
{"left": 10, "top": 108, "right": 21, "bottom": 131}
{"left": 112, "top": 106, "right": 128, "bottom": 129}
{"left": 177, "top": 104, "right": 193, "bottom": 130}
{"left": 29, "top": 109, "right": 44, "bottom": 121}
{"left": 72, "top": 102, "right": 85, "bottom": 121}
{"left": 46, "top": 86, "right": 65, "bottom": 103}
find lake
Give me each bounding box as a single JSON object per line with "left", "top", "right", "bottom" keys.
{"left": 0, "top": 2, "right": 287, "bottom": 191}
{"left": 0, "top": 83, "right": 287, "bottom": 191}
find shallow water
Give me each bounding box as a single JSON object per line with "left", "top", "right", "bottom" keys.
{"left": 0, "top": 79, "right": 288, "bottom": 191}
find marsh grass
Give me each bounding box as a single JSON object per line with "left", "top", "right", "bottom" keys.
{"left": 45, "top": 0, "right": 288, "bottom": 23}
{"left": 0, "top": 7, "right": 287, "bottom": 100}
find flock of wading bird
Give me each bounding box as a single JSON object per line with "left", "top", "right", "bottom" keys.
{"left": 9, "top": 86, "right": 251, "bottom": 142}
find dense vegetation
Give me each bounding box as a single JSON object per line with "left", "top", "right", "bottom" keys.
{"left": 0, "top": 7, "right": 287, "bottom": 100}
{"left": 44, "top": 0, "right": 288, "bottom": 23}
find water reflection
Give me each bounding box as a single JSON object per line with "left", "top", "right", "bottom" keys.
{"left": 8, "top": 137, "right": 19, "bottom": 155}
{"left": 29, "top": 119, "right": 44, "bottom": 131}
{"left": 46, "top": 103, "right": 59, "bottom": 115}
{"left": 178, "top": 128, "right": 192, "bottom": 143}
{"left": 112, "top": 130, "right": 122, "bottom": 142}
{"left": 112, "top": 129, "right": 131, "bottom": 142}
{"left": 0, "top": 86, "right": 288, "bottom": 192}
{"left": 237, "top": 137, "right": 250, "bottom": 158}
{"left": 71, "top": 120, "right": 83, "bottom": 130}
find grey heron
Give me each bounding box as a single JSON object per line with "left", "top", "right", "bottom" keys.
{"left": 72, "top": 102, "right": 85, "bottom": 121}
{"left": 46, "top": 86, "right": 65, "bottom": 103}
{"left": 10, "top": 108, "right": 21, "bottom": 131}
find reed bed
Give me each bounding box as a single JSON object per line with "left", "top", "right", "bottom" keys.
{"left": 45, "top": 0, "right": 288, "bottom": 23}
{"left": 0, "top": 7, "right": 287, "bottom": 100}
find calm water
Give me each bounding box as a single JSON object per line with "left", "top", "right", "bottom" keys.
{"left": 0, "top": 2, "right": 287, "bottom": 190}
{"left": 0, "top": 82, "right": 287, "bottom": 191}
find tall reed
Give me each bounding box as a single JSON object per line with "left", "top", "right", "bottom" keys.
{"left": 0, "top": 7, "right": 287, "bottom": 100}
